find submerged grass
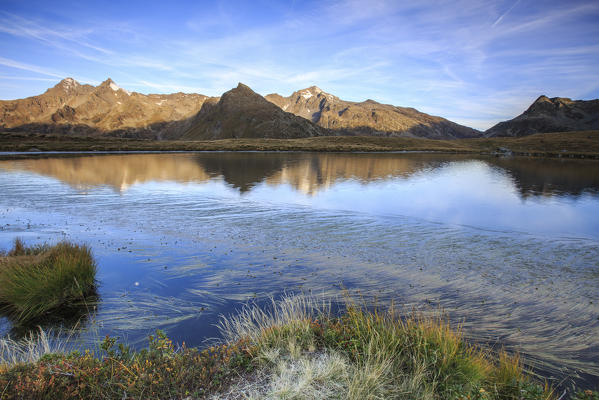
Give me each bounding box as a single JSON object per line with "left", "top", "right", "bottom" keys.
{"left": 0, "top": 238, "right": 97, "bottom": 323}
{"left": 0, "top": 294, "right": 595, "bottom": 399}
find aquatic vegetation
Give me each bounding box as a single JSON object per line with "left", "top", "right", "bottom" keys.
{"left": 0, "top": 294, "right": 570, "bottom": 399}
{"left": 0, "top": 239, "right": 97, "bottom": 323}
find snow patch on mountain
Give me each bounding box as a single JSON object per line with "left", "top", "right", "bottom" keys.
{"left": 109, "top": 82, "right": 131, "bottom": 96}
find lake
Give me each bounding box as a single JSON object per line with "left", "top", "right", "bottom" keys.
{"left": 0, "top": 152, "right": 598, "bottom": 389}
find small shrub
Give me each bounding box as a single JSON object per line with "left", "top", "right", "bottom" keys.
{"left": 0, "top": 331, "right": 254, "bottom": 400}
{"left": 574, "top": 390, "right": 599, "bottom": 400}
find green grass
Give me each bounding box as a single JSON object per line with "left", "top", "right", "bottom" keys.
{"left": 0, "top": 238, "right": 97, "bottom": 323}
{"left": 0, "top": 294, "right": 595, "bottom": 399}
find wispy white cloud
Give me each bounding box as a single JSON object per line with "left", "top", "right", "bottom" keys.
{"left": 126, "top": 80, "right": 211, "bottom": 94}
{"left": 492, "top": 0, "right": 522, "bottom": 27}
{"left": 0, "top": 12, "right": 113, "bottom": 55}
{"left": 0, "top": 0, "right": 597, "bottom": 129}
{"left": 0, "top": 56, "right": 65, "bottom": 78}
{"left": 0, "top": 75, "right": 57, "bottom": 82}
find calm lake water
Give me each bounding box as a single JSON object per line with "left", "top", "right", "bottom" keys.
{"left": 0, "top": 152, "right": 598, "bottom": 389}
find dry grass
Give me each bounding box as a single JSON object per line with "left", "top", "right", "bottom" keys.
{"left": 212, "top": 294, "right": 557, "bottom": 400}
{"left": 0, "top": 328, "right": 71, "bottom": 367}
{"left": 1, "top": 130, "right": 598, "bottom": 158}
{"left": 217, "top": 295, "right": 331, "bottom": 345}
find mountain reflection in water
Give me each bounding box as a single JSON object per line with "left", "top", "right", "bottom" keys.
{"left": 2, "top": 152, "right": 598, "bottom": 198}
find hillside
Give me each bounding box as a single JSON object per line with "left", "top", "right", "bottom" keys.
{"left": 485, "top": 95, "right": 599, "bottom": 137}
{"left": 266, "top": 86, "right": 481, "bottom": 139}
{"left": 182, "top": 83, "right": 324, "bottom": 140}
{"left": 0, "top": 78, "right": 211, "bottom": 139}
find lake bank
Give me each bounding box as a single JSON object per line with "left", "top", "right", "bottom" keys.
{"left": 0, "top": 295, "right": 576, "bottom": 399}
{"left": 1, "top": 130, "right": 599, "bottom": 159}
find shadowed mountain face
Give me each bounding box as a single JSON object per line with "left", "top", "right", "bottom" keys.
{"left": 266, "top": 86, "right": 481, "bottom": 139}
{"left": 0, "top": 78, "right": 212, "bottom": 139}
{"left": 182, "top": 84, "right": 324, "bottom": 140}
{"left": 486, "top": 95, "right": 599, "bottom": 137}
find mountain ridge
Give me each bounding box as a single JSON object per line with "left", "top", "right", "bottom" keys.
{"left": 485, "top": 95, "right": 599, "bottom": 137}
{"left": 18, "top": 78, "right": 599, "bottom": 140}
{"left": 0, "top": 78, "right": 212, "bottom": 139}
{"left": 265, "top": 87, "right": 481, "bottom": 139}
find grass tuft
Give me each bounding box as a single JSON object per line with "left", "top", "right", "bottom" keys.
{"left": 212, "top": 294, "right": 558, "bottom": 399}
{"left": 0, "top": 328, "right": 72, "bottom": 366}
{"left": 0, "top": 239, "right": 97, "bottom": 323}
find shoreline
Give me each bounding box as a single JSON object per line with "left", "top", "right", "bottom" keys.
{"left": 1, "top": 130, "right": 599, "bottom": 159}
{"left": 3, "top": 294, "right": 591, "bottom": 399}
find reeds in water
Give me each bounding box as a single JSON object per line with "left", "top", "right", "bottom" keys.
{"left": 0, "top": 238, "right": 97, "bottom": 323}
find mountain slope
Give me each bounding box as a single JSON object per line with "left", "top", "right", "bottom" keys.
{"left": 266, "top": 86, "right": 480, "bottom": 139}
{"left": 182, "top": 83, "right": 324, "bottom": 140}
{"left": 485, "top": 95, "right": 599, "bottom": 137}
{"left": 0, "top": 78, "right": 211, "bottom": 139}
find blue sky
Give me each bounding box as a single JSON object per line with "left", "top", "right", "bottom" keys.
{"left": 1, "top": 0, "right": 598, "bottom": 130}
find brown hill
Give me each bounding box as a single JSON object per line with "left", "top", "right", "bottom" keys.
{"left": 485, "top": 95, "right": 599, "bottom": 137}
{"left": 265, "top": 86, "right": 480, "bottom": 139}
{"left": 0, "top": 78, "right": 212, "bottom": 139}
{"left": 182, "top": 83, "right": 324, "bottom": 140}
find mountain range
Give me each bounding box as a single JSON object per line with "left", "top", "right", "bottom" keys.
{"left": 0, "top": 78, "right": 211, "bottom": 139}
{"left": 1, "top": 78, "right": 597, "bottom": 140}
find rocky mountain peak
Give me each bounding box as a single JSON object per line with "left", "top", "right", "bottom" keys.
{"left": 99, "top": 78, "right": 115, "bottom": 86}
{"left": 183, "top": 83, "right": 323, "bottom": 140}
{"left": 219, "top": 83, "right": 263, "bottom": 108}
{"left": 294, "top": 86, "right": 326, "bottom": 100}
{"left": 306, "top": 86, "right": 323, "bottom": 94}
{"left": 534, "top": 95, "right": 551, "bottom": 103}
{"left": 44, "top": 77, "right": 90, "bottom": 98}
{"left": 523, "top": 95, "right": 576, "bottom": 116}
{"left": 233, "top": 82, "right": 255, "bottom": 93}
{"left": 57, "top": 77, "right": 80, "bottom": 89}
{"left": 98, "top": 78, "right": 131, "bottom": 96}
